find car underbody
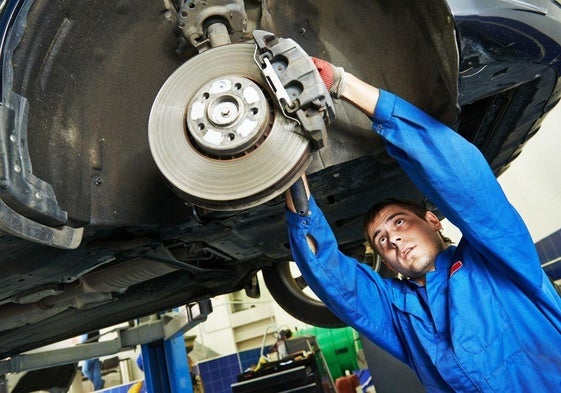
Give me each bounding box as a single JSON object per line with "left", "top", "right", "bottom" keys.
{"left": 1, "top": 0, "right": 561, "bottom": 359}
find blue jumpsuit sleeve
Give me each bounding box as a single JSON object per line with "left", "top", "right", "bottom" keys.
{"left": 286, "top": 197, "right": 410, "bottom": 364}
{"left": 372, "top": 90, "right": 544, "bottom": 291}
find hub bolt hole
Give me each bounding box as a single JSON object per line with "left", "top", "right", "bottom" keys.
{"left": 198, "top": 123, "right": 205, "bottom": 131}
{"left": 250, "top": 107, "right": 258, "bottom": 115}
{"left": 228, "top": 133, "right": 236, "bottom": 141}
{"left": 202, "top": 92, "right": 210, "bottom": 100}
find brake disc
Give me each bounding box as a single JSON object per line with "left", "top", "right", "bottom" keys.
{"left": 148, "top": 43, "right": 311, "bottom": 211}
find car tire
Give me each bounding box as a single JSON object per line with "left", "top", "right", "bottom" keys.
{"left": 262, "top": 261, "right": 346, "bottom": 328}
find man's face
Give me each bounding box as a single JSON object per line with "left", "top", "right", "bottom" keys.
{"left": 366, "top": 205, "right": 446, "bottom": 283}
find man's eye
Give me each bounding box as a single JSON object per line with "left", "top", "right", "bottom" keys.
{"left": 378, "top": 237, "right": 387, "bottom": 245}
{"left": 396, "top": 218, "right": 404, "bottom": 226}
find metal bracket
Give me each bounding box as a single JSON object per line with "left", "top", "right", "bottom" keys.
{"left": 178, "top": 0, "right": 248, "bottom": 52}
{"left": 0, "top": 299, "right": 212, "bottom": 376}
{"left": 253, "top": 30, "right": 336, "bottom": 150}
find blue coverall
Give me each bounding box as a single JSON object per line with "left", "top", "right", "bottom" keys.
{"left": 286, "top": 90, "right": 561, "bottom": 392}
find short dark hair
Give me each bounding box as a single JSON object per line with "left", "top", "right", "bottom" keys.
{"left": 363, "top": 198, "right": 452, "bottom": 250}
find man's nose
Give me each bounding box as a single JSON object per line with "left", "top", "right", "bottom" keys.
{"left": 389, "top": 232, "right": 402, "bottom": 246}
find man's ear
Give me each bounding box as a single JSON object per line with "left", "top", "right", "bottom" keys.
{"left": 425, "top": 211, "right": 442, "bottom": 230}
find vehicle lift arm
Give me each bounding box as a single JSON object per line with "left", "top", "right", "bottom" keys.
{"left": 0, "top": 300, "right": 212, "bottom": 393}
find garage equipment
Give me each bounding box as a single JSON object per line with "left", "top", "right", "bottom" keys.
{"left": 0, "top": 300, "right": 211, "bottom": 393}
{"left": 231, "top": 351, "right": 335, "bottom": 393}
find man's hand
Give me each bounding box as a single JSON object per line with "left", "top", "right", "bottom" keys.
{"left": 312, "top": 57, "right": 346, "bottom": 98}
{"left": 285, "top": 175, "right": 310, "bottom": 214}
{"left": 285, "top": 175, "right": 317, "bottom": 254}
{"left": 313, "top": 58, "right": 380, "bottom": 117}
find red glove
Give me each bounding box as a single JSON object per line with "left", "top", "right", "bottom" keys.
{"left": 311, "top": 57, "right": 346, "bottom": 98}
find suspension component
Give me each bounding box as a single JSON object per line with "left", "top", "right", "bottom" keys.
{"left": 178, "top": 0, "right": 248, "bottom": 52}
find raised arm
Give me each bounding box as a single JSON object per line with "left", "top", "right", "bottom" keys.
{"left": 340, "top": 71, "right": 544, "bottom": 292}
{"left": 285, "top": 186, "right": 410, "bottom": 363}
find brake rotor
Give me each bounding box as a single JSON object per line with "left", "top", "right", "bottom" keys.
{"left": 148, "top": 43, "right": 312, "bottom": 211}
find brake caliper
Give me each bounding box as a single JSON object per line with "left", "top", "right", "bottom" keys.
{"left": 253, "top": 30, "right": 336, "bottom": 150}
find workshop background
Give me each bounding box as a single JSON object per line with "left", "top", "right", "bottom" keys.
{"left": 4, "top": 93, "right": 560, "bottom": 393}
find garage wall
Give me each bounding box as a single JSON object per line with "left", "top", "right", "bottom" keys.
{"left": 498, "top": 102, "right": 561, "bottom": 242}
{"left": 536, "top": 231, "right": 561, "bottom": 282}
{"left": 187, "top": 271, "right": 311, "bottom": 361}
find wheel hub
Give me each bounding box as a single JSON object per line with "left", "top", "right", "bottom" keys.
{"left": 187, "top": 76, "right": 270, "bottom": 157}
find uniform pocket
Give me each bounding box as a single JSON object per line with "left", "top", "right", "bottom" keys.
{"left": 449, "top": 268, "right": 510, "bottom": 354}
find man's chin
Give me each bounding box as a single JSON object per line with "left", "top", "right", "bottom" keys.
{"left": 405, "top": 263, "right": 433, "bottom": 279}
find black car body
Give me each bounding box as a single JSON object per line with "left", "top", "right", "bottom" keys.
{"left": 1, "top": 0, "right": 560, "bottom": 361}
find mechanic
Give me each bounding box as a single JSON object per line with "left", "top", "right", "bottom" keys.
{"left": 285, "top": 58, "right": 561, "bottom": 392}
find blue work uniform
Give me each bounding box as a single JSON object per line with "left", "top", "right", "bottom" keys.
{"left": 286, "top": 90, "right": 561, "bottom": 392}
